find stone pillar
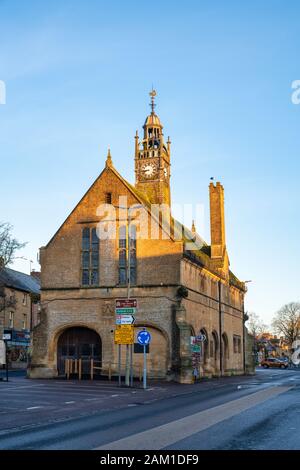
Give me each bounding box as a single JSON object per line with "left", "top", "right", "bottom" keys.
{"left": 174, "top": 302, "right": 193, "bottom": 384}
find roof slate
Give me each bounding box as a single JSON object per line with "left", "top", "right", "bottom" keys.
{"left": 0, "top": 268, "right": 41, "bottom": 294}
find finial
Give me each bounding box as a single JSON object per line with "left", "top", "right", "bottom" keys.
{"left": 105, "top": 147, "right": 113, "bottom": 167}
{"left": 149, "top": 87, "right": 157, "bottom": 114}
{"left": 191, "top": 220, "right": 196, "bottom": 234}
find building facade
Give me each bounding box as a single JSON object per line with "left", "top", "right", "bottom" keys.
{"left": 29, "top": 92, "right": 247, "bottom": 383}
{"left": 0, "top": 267, "right": 41, "bottom": 368}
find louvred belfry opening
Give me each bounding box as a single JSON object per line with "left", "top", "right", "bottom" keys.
{"left": 135, "top": 89, "right": 171, "bottom": 206}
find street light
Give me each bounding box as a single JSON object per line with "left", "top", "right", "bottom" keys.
{"left": 14, "top": 257, "right": 34, "bottom": 274}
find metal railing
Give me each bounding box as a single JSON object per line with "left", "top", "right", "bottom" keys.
{"left": 64, "top": 358, "right": 166, "bottom": 382}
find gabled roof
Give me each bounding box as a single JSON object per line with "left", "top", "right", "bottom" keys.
{"left": 0, "top": 268, "right": 41, "bottom": 294}
{"left": 44, "top": 159, "right": 244, "bottom": 290}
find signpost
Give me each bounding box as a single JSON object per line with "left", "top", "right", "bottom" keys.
{"left": 115, "top": 299, "right": 137, "bottom": 387}
{"left": 2, "top": 329, "right": 11, "bottom": 382}
{"left": 116, "top": 299, "right": 137, "bottom": 309}
{"left": 190, "top": 335, "right": 206, "bottom": 381}
{"left": 114, "top": 325, "right": 134, "bottom": 344}
{"left": 115, "top": 315, "right": 135, "bottom": 325}
{"left": 137, "top": 329, "right": 151, "bottom": 390}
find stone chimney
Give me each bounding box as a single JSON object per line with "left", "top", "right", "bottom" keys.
{"left": 209, "top": 182, "right": 229, "bottom": 277}
{"left": 30, "top": 271, "right": 41, "bottom": 281}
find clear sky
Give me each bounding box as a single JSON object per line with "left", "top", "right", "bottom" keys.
{"left": 0, "top": 0, "right": 299, "bottom": 326}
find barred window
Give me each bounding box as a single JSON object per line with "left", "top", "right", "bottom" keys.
{"left": 81, "top": 227, "right": 99, "bottom": 286}
{"left": 105, "top": 192, "right": 112, "bottom": 204}
{"left": 118, "top": 225, "right": 137, "bottom": 286}
{"left": 130, "top": 225, "right": 137, "bottom": 285}
{"left": 119, "top": 226, "right": 127, "bottom": 285}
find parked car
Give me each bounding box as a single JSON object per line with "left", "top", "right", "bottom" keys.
{"left": 261, "top": 357, "right": 288, "bottom": 369}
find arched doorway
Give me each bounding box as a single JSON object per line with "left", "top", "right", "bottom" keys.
{"left": 222, "top": 332, "right": 229, "bottom": 373}
{"left": 57, "top": 327, "right": 101, "bottom": 377}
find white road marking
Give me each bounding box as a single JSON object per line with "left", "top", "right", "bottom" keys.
{"left": 111, "top": 394, "right": 119, "bottom": 397}
{"left": 26, "top": 406, "right": 43, "bottom": 410}
{"left": 95, "top": 386, "right": 291, "bottom": 450}
{"left": 0, "top": 384, "right": 46, "bottom": 392}
{"left": 65, "top": 401, "right": 75, "bottom": 404}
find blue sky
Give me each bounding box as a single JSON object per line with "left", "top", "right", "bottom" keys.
{"left": 0, "top": 0, "right": 299, "bottom": 325}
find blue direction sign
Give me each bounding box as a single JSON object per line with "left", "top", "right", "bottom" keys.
{"left": 137, "top": 330, "right": 151, "bottom": 346}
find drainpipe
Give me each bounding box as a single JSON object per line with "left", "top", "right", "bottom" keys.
{"left": 218, "top": 280, "right": 223, "bottom": 376}
{"left": 242, "top": 300, "right": 246, "bottom": 374}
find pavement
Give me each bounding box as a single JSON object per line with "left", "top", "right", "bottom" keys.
{"left": 0, "top": 367, "right": 300, "bottom": 449}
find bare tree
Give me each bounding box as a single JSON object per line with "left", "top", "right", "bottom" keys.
{"left": 272, "top": 302, "right": 300, "bottom": 346}
{"left": 0, "top": 222, "right": 26, "bottom": 315}
{"left": 0, "top": 222, "right": 26, "bottom": 268}
{"left": 246, "top": 312, "right": 268, "bottom": 338}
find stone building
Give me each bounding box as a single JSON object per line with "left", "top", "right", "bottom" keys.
{"left": 29, "top": 92, "right": 247, "bottom": 383}
{"left": 0, "top": 266, "right": 41, "bottom": 368}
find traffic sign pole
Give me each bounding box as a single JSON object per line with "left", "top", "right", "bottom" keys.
{"left": 143, "top": 344, "right": 147, "bottom": 390}
{"left": 137, "top": 329, "right": 151, "bottom": 390}
{"left": 5, "top": 340, "right": 8, "bottom": 382}
{"left": 118, "top": 344, "right": 121, "bottom": 387}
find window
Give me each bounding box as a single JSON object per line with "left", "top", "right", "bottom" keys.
{"left": 130, "top": 225, "right": 137, "bottom": 285}
{"left": 22, "top": 314, "right": 27, "bottom": 330}
{"left": 118, "top": 225, "right": 137, "bottom": 286}
{"left": 81, "top": 227, "right": 99, "bottom": 286}
{"left": 23, "top": 293, "right": 27, "bottom": 306}
{"left": 233, "top": 335, "right": 241, "bottom": 354}
{"left": 105, "top": 192, "right": 112, "bottom": 204}
{"left": 9, "top": 311, "right": 14, "bottom": 328}
{"left": 119, "top": 226, "right": 127, "bottom": 285}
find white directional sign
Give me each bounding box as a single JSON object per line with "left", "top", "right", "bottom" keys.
{"left": 116, "top": 314, "right": 135, "bottom": 325}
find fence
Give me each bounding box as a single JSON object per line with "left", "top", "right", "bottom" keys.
{"left": 64, "top": 358, "right": 165, "bottom": 381}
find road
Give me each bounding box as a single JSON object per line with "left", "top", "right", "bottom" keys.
{"left": 0, "top": 368, "right": 299, "bottom": 450}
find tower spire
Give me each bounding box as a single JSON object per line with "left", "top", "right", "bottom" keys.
{"left": 149, "top": 88, "right": 157, "bottom": 114}
{"left": 105, "top": 147, "right": 113, "bottom": 167}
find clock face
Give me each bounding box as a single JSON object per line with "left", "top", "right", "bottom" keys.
{"left": 142, "top": 162, "right": 156, "bottom": 178}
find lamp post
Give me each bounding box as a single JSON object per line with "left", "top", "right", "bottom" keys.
{"left": 14, "top": 257, "right": 34, "bottom": 274}
{"left": 243, "top": 280, "right": 252, "bottom": 374}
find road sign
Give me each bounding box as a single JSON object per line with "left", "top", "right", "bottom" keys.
{"left": 191, "top": 336, "right": 203, "bottom": 354}
{"left": 137, "top": 330, "right": 151, "bottom": 346}
{"left": 2, "top": 330, "right": 12, "bottom": 341}
{"left": 115, "top": 307, "right": 136, "bottom": 315}
{"left": 195, "top": 333, "right": 206, "bottom": 342}
{"left": 116, "top": 298, "right": 137, "bottom": 309}
{"left": 114, "top": 325, "right": 134, "bottom": 345}
{"left": 116, "top": 315, "right": 135, "bottom": 325}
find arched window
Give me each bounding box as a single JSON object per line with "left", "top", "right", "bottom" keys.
{"left": 81, "top": 227, "right": 99, "bottom": 286}
{"left": 130, "top": 225, "right": 137, "bottom": 285}
{"left": 118, "top": 225, "right": 137, "bottom": 286}
{"left": 119, "top": 226, "right": 127, "bottom": 285}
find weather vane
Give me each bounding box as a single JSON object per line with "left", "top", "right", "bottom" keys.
{"left": 149, "top": 88, "right": 157, "bottom": 113}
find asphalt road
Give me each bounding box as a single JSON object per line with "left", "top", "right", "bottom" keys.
{"left": 0, "top": 368, "right": 299, "bottom": 450}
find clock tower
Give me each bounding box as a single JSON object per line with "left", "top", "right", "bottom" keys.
{"left": 135, "top": 90, "right": 171, "bottom": 206}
